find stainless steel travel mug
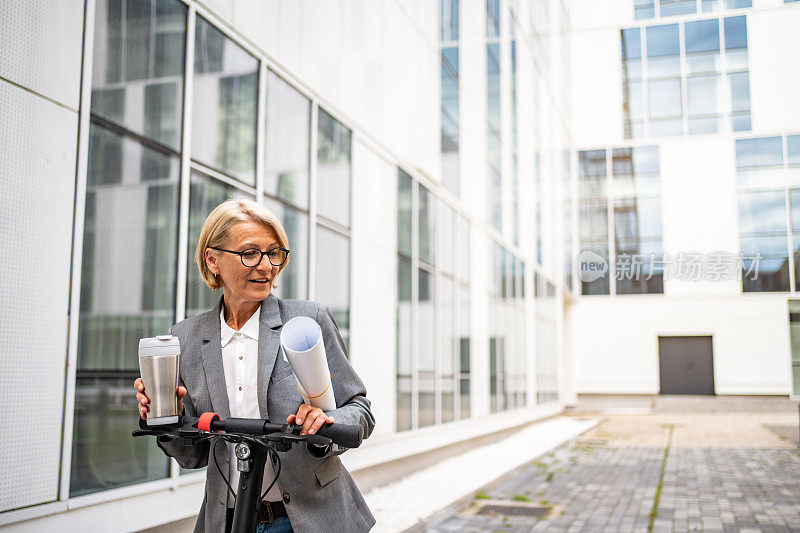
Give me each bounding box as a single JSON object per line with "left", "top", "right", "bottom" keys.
{"left": 138, "top": 335, "right": 181, "bottom": 426}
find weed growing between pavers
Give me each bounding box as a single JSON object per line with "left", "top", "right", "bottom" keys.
{"left": 648, "top": 424, "right": 675, "bottom": 533}
{"left": 475, "top": 491, "right": 490, "bottom": 500}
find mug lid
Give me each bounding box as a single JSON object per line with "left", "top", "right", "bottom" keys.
{"left": 139, "top": 335, "right": 180, "bottom": 356}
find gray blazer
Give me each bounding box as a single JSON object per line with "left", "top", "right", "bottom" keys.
{"left": 156, "top": 293, "right": 376, "bottom": 532}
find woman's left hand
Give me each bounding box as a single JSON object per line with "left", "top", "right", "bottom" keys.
{"left": 287, "top": 403, "right": 335, "bottom": 435}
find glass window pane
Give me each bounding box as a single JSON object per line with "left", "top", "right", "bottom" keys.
{"left": 659, "top": 0, "right": 696, "bottom": 16}
{"left": 440, "top": 276, "right": 455, "bottom": 377}
{"left": 632, "top": 145, "right": 660, "bottom": 174}
{"left": 486, "top": 0, "right": 500, "bottom": 37}
{"left": 398, "top": 169, "right": 413, "bottom": 256}
{"left": 73, "top": 123, "right": 179, "bottom": 495}
{"left": 790, "top": 190, "right": 800, "bottom": 231}
{"left": 315, "top": 225, "right": 350, "bottom": 333}
{"left": 317, "top": 109, "right": 352, "bottom": 228}
{"left": 685, "top": 20, "right": 721, "bottom": 76}
{"left": 728, "top": 71, "right": 750, "bottom": 113}
{"left": 263, "top": 198, "right": 308, "bottom": 300}
{"left": 731, "top": 114, "right": 751, "bottom": 133}
{"left": 419, "top": 268, "right": 435, "bottom": 373}
{"left": 91, "top": 0, "right": 186, "bottom": 150}
{"left": 646, "top": 24, "right": 680, "bottom": 57}
{"left": 648, "top": 55, "right": 682, "bottom": 79}
{"left": 441, "top": 204, "right": 454, "bottom": 274}
{"left": 648, "top": 78, "right": 682, "bottom": 118}
{"left": 396, "top": 376, "right": 412, "bottom": 431}
{"left": 70, "top": 377, "right": 170, "bottom": 496}
{"left": 397, "top": 255, "right": 412, "bottom": 430}
{"left": 441, "top": 0, "right": 459, "bottom": 41}
{"left": 579, "top": 150, "right": 607, "bottom": 198}
{"left": 265, "top": 70, "right": 310, "bottom": 209}
{"left": 396, "top": 256, "right": 412, "bottom": 430}
{"left": 742, "top": 253, "right": 789, "bottom": 292}
{"left": 725, "top": 0, "right": 751, "bottom": 8}
{"left": 646, "top": 24, "right": 681, "bottom": 78}
{"left": 490, "top": 243, "right": 499, "bottom": 296}
{"left": 80, "top": 125, "right": 179, "bottom": 370}
{"left": 441, "top": 46, "right": 460, "bottom": 196}
{"left": 740, "top": 234, "right": 789, "bottom": 294}
{"left": 579, "top": 242, "right": 610, "bottom": 295}
{"left": 635, "top": 0, "right": 655, "bottom": 19}
{"left": 580, "top": 201, "right": 609, "bottom": 241}
{"left": 192, "top": 15, "right": 258, "bottom": 184}
{"left": 486, "top": 43, "right": 501, "bottom": 140}
{"left": 687, "top": 51, "right": 720, "bottom": 75}
{"left": 419, "top": 186, "right": 435, "bottom": 266}
{"left": 614, "top": 197, "right": 662, "bottom": 241}
{"left": 186, "top": 172, "right": 252, "bottom": 318}
{"left": 621, "top": 28, "right": 642, "bottom": 60}
{"left": 398, "top": 256, "right": 412, "bottom": 302}
{"left": 442, "top": 378, "right": 455, "bottom": 424}
{"left": 689, "top": 116, "right": 720, "bottom": 134}
{"left": 702, "top": 0, "right": 718, "bottom": 11}
{"left": 418, "top": 377, "right": 436, "bottom": 427}
{"left": 724, "top": 16, "right": 747, "bottom": 50}
{"left": 789, "top": 135, "right": 800, "bottom": 167}
{"left": 687, "top": 75, "right": 720, "bottom": 116}
{"left": 650, "top": 118, "right": 683, "bottom": 137}
{"left": 457, "top": 285, "right": 471, "bottom": 378}
{"left": 626, "top": 80, "right": 644, "bottom": 119}
{"left": 736, "top": 137, "right": 783, "bottom": 169}
{"left": 738, "top": 191, "right": 788, "bottom": 234}
{"left": 455, "top": 214, "right": 470, "bottom": 284}
{"left": 685, "top": 19, "right": 720, "bottom": 54}
{"left": 616, "top": 252, "right": 664, "bottom": 294}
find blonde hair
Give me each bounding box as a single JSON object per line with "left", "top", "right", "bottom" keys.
{"left": 195, "top": 199, "right": 290, "bottom": 291}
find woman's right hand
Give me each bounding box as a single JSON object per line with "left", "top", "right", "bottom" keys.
{"left": 134, "top": 377, "right": 187, "bottom": 420}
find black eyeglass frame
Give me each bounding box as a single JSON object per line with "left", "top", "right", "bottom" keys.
{"left": 208, "top": 246, "right": 290, "bottom": 267}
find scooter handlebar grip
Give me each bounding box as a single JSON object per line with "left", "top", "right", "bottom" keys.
{"left": 315, "top": 423, "right": 364, "bottom": 449}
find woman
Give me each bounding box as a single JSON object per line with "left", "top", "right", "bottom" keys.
{"left": 134, "top": 199, "right": 376, "bottom": 533}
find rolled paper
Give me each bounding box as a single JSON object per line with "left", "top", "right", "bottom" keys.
{"left": 280, "top": 316, "right": 336, "bottom": 411}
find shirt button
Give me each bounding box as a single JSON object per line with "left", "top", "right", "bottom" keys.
{"left": 282, "top": 492, "right": 290, "bottom": 504}
{"left": 238, "top": 387, "right": 242, "bottom": 391}
{"left": 239, "top": 355, "right": 243, "bottom": 360}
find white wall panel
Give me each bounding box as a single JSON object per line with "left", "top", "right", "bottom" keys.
{"left": 659, "top": 138, "right": 741, "bottom": 297}
{"left": 569, "top": 296, "right": 791, "bottom": 395}
{"left": 458, "top": 0, "right": 488, "bottom": 222}
{"left": 350, "top": 139, "right": 397, "bottom": 437}
{"left": 748, "top": 8, "right": 800, "bottom": 134}
{"left": 0, "top": 81, "right": 78, "bottom": 512}
{"left": 0, "top": 0, "right": 84, "bottom": 109}
{"left": 227, "top": 0, "right": 439, "bottom": 181}
{"left": 569, "top": 27, "right": 623, "bottom": 148}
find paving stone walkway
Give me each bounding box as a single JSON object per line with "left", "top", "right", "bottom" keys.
{"left": 426, "top": 413, "right": 800, "bottom": 532}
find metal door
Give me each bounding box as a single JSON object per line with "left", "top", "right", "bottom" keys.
{"left": 658, "top": 336, "right": 715, "bottom": 395}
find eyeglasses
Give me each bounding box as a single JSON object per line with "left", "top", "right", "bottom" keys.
{"left": 209, "top": 246, "right": 290, "bottom": 268}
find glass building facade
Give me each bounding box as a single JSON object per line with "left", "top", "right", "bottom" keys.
{"left": 621, "top": 14, "right": 750, "bottom": 138}
{"left": 72, "top": 0, "right": 353, "bottom": 496}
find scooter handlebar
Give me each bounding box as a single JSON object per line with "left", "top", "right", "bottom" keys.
{"left": 140, "top": 414, "right": 364, "bottom": 449}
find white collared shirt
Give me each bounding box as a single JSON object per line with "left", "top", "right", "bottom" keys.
{"left": 220, "top": 306, "right": 281, "bottom": 505}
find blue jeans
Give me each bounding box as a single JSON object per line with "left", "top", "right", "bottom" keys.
{"left": 256, "top": 517, "right": 293, "bottom": 533}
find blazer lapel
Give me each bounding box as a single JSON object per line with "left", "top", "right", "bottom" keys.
{"left": 200, "top": 298, "right": 231, "bottom": 419}
{"left": 257, "top": 293, "right": 283, "bottom": 421}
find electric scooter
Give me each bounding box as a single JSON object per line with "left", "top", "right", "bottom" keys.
{"left": 133, "top": 413, "right": 363, "bottom": 533}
